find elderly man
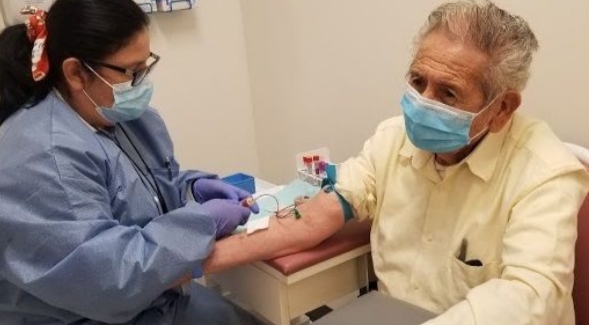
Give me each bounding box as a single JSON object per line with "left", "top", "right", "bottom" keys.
{"left": 202, "top": 1, "right": 589, "bottom": 324}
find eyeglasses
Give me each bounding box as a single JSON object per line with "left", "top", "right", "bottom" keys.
{"left": 84, "top": 52, "right": 160, "bottom": 87}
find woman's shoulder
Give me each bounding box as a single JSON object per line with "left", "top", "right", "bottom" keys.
{"left": 0, "top": 93, "right": 108, "bottom": 166}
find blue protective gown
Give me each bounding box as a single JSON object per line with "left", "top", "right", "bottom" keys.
{"left": 0, "top": 93, "right": 262, "bottom": 325}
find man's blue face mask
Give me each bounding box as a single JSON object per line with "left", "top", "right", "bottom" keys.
{"left": 83, "top": 64, "right": 153, "bottom": 124}
{"left": 400, "top": 84, "right": 497, "bottom": 153}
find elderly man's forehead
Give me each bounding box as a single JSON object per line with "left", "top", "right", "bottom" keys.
{"left": 411, "top": 30, "right": 489, "bottom": 85}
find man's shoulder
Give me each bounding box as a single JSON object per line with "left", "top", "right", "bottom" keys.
{"left": 363, "top": 116, "right": 407, "bottom": 149}
{"left": 375, "top": 116, "right": 405, "bottom": 132}
{"left": 507, "top": 114, "right": 581, "bottom": 172}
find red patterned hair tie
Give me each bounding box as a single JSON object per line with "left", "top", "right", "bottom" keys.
{"left": 21, "top": 6, "right": 49, "bottom": 82}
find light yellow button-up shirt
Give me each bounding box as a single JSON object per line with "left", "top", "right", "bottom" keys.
{"left": 335, "top": 114, "right": 589, "bottom": 325}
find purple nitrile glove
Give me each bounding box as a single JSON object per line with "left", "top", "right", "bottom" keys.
{"left": 192, "top": 178, "right": 259, "bottom": 214}
{"left": 201, "top": 199, "right": 252, "bottom": 239}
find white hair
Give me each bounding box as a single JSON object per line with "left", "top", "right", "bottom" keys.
{"left": 415, "top": 0, "right": 539, "bottom": 100}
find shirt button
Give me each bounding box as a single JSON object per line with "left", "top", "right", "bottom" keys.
{"left": 414, "top": 284, "right": 420, "bottom": 291}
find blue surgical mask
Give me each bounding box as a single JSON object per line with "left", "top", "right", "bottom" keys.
{"left": 83, "top": 64, "right": 153, "bottom": 124}
{"left": 401, "top": 84, "right": 496, "bottom": 153}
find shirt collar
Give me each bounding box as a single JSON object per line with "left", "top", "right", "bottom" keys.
{"left": 463, "top": 118, "right": 512, "bottom": 182}
{"left": 400, "top": 138, "right": 431, "bottom": 170}
{"left": 399, "top": 117, "right": 513, "bottom": 182}
{"left": 52, "top": 89, "right": 98, "bottom": 133}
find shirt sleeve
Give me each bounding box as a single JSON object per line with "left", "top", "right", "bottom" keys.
{"left": 335, "top": 120, "right": 398, "bottom": 222}
{"left": 0, "top": 147, "right": 216, "bottom": 323}
{"left": 422, "top": 169, "right": 589, "bottom": 325}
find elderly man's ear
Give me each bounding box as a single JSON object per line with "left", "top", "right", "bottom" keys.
{"left": 489, "top": 90, "right": 521, "bottom": 133}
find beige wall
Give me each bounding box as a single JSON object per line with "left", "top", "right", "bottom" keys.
{"left": 149, "top": 1, "right": 260, "bottom": 177}
{"left": 241, "top": 0, "right": 589, "bottom": 184}
{"left": 502, "top": 0, "right": 589, "bottom": 145}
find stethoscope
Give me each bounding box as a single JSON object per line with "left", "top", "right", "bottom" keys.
{"left": 99, "top": 124, "right": 170, "bottom": 214}
{"left": 101, "top": 125, "right": 192, "bottom": 297}
{"left": 53, "top": 88, "right": 171, "bottom": 215}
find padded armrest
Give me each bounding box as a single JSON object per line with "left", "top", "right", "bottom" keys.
{"left": 574, "top": 194, "right": 589, "bottom": 325}
{"left": 264, "top": 220, "right": 372, "bottom": 276}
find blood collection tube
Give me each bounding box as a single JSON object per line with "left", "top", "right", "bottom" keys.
{"left": 319, "top": 161, "right": 327, "bottom": 177}
{"left": 303, "top": 156, "right": 313, "bottom": 174}
{"left": 313, "top": 155, "right": 320, "bottom": 176}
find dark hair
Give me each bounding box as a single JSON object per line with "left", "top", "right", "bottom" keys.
{"left": 0, "top": 0, "right": 149, "bottom": 125}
